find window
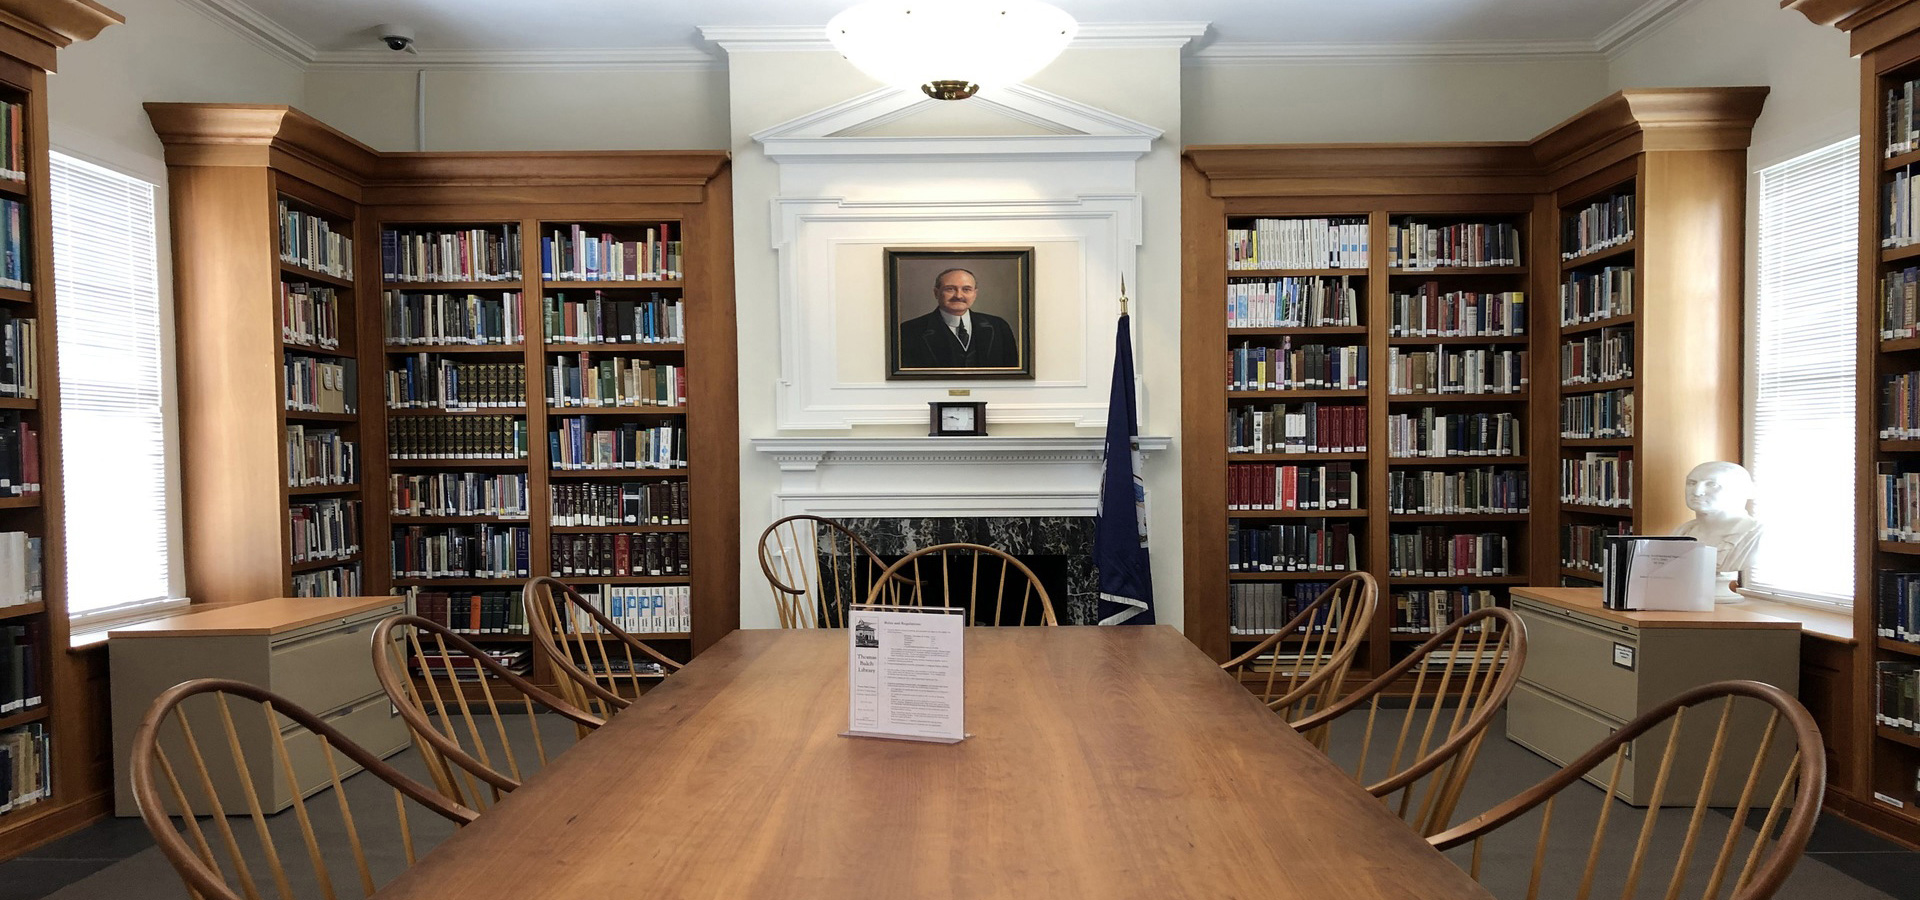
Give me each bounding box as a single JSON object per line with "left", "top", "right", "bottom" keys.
{"left": 1747, "top": 137, "right": 1860, "bottom": 605}
{"left": 49, "top": 151, "right": 180, "bottom": 624}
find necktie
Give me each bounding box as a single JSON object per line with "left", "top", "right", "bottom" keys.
{"left": 956, "top": 320, "right": 970, "bottom": 350}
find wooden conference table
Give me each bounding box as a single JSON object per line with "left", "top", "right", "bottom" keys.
{"left": 376, "top": 626, "right": 1493, "bottom": 899}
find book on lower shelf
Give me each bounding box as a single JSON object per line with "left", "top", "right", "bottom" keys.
{"left": 280, "top": 281, "right": 340, "bottom": 349}
{"left": 568, "top": 584, "right": 690, "bottom": 636}
{"left": 1559, "top": 267, "right": 1635, "bottom": 325}
{"left": 550, "top": 532, "right": 690, "bottom": 578}
{"left": 383, "top": 290, "right": 524, "bottom": 346}
{"left": 410, "top": 646, "right": 531, "bottom": 682}
{"left": 1229, "top": 462, "right": 1359, "bottom": 512}
{"left": 1227, "top": 581, "right": 1343, "bottom": 635}
{"left": 1387, "top": 529, "right": 1511, "bottom": 578}
{"left": 1226, "top": 276, "right": 1361, "bottom": 328}
{"left": 0, "top": 308, "right": 37, "bottom": 399}
{"left": 391, "top": 524, "right": 531, "bottom": 579}
{"left": 1876, "top": 661, "right": 1920, "bottom": 734}
{"left": 283, "top": 353, "right": 358, "bottom": 414}
{"left": 292, "top": 564, "right": 360, "bottom": 598}
{"left": 548, "top": 418, "right": 685, "bottom": 470}
{"left": 549, "top": 480, "right": 687, "bottom": 526}
{"left": 1385, "top": 346, "right": 1527, "bottom": 395}
{"left": 388, "top": 416, "right": 529, "bottom": 460}
{"left": 2, "top": 622, "right": 43, "bottom": 712}
{"left": 1391, "top": 588, "right": 1499, "bottom": 634}
{"left": 1878, "top": 571, "right": 1920, "bottom": 643}
{"left": 285, "top": 426, "right": 357, "bottom": 488}
{"left": 1385, "top": 409, "right": 1521, "bottom": 458}
{"left": 1227, "top": 520, "right": 1359, "bottom": 573}
{"left": 288, "top": 499, "right": 360, "bottom": 564}
{"left": 0, "top": 532, "right": 40, "bottom": 606}
{"left": 1228, "top": 402, "right": 1365, "bottom": 454}
{"left": 408, "top": 588, "right": 526, "bottom": 635}
{"left": 386, "top": 355, "right": 526, "bottom": 410}
{"left": 1562, "top": 451, "right": 1634, "bottom": 509}
{"left": 1561, "top": 327, "right": 1634, "bottom": 385}
{"left": 0, "top": 411, "right": 39, "bottom": 497}
{"left": 389, "top": 471, "right": 530, "bottom": 519}
{"left": 0, "top": 722, "right": 48, "bottom": 814}
{"left": 1386, "top": 467, "right": 1527, "bottom": 515}
{"left": 544, "top": 291, "right": 684, "bottom": 344}
{"left": 1388, "top": 284, "right": 1525, "bottom": 337}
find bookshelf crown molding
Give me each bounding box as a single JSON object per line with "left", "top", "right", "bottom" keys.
{"left": 0, "top": 0, "right": 118, "bottom": 71}
{"left": 753, "top": 84, "right": 1162, "bottom": 164}
{"left": 144, "top": 103, "right": 730, "bottom": 205}
{"left": 1783, "top": 0, "right": 1920, "bottom": 54}
{"left": 1185, "top": 87, "right": 1767, "bottom": 199}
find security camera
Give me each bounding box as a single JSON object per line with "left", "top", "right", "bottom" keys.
{"left": 379, "top": 25, "right": 416, "bottom": 53}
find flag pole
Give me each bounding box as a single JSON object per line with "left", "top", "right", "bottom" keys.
{"left": 1119, "top": 274, "right": 1129, "bottom": 318}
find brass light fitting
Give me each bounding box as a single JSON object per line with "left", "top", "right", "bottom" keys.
{"left": 922, "top": 80, "right": 980, "bottom": 100}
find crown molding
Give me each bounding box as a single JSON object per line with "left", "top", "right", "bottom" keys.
{"left": 1186, "top": 39, "right": 1604, "bottom": 66}
{"left": 1594, "top": 0, "right": 1703, "bottom": 57}
{"left": 173, "top": 0, "right": 315, "bottom": 68}
{"left": 701, "top": 21, "right": 1207, "bottom": 54}
{"left": 753, "top": 83, "right": 1160, "bottom": 163}
{"left": 305, "top": 47, "right": 722, "bottom": 72}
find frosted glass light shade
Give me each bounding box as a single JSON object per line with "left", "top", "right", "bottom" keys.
{"left": 827, "top": 1, "right": 1077, "bottom": 99}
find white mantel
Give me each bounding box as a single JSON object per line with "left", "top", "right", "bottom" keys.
{"left": 751, "top": 435, "right": 1171, "bottom": 520}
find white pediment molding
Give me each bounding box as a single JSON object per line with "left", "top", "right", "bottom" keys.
{"left": 752, "top": 84, "right": 1162, "bottom": 163}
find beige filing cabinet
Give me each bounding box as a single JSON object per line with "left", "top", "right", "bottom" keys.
{"left": 109, "top": 597, "right": 409, "bottom": 816}
{"left": 1507, "top": 587, "right": 1801, "bottom": 806}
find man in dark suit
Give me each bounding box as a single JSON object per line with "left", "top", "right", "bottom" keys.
{"left": 897, "top": 267, "right": 1020, "bottom": 370}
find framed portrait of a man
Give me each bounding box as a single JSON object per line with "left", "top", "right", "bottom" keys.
{"left": 885, "top": 248, "right": 1034, "bottom": 380}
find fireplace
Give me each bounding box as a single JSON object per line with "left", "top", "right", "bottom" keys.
{"left": 835, "top": 516, "right": 1095, "bottom": 624}
{"left": 751, "top": 435, "right": 1169, "bottom": 628}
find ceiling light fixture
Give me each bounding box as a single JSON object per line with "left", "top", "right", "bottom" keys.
{"left": 826, "top": 1, "right": 1078, "bottom": 101}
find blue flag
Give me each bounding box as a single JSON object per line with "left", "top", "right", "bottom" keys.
{"left": 1094, "top": 312, "right": 1154, "bottom": 625}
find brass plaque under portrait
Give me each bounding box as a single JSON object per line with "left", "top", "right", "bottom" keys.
{"left": 885, "top": 248, "right": 1034, "bottom": 380}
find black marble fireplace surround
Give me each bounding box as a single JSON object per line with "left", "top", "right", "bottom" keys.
{"left": 829, "top": 516, "right": 1098, "bottom": 625}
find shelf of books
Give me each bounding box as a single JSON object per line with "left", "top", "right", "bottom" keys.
{"left": 1204, "top": 203, "right": 1541, "bottom": 683}
{"left": 0, "top": 1, "right": 119, "bottom": 857}
{"left": 374, "top": 209, "right": 732, "bottom": 697}
{"left": 0, "top": 58, "right": 51, "bottom": 839}
{"left": 1867, "top": 46, "right": 1920, "bottom": 838}
{"left": 1185, "top": 90, "right": 1758, "bottom": 695}
{"left": 1555, "top": 179, "right": 1639, "bottom": 589}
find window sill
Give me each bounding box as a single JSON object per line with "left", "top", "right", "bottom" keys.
{"left": 69, "top": 597, "right": 193, "bottom": 650}
{"left": 1730, "top": 591, "right": 1856, "bottom": 645}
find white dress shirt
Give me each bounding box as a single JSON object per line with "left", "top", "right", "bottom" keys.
{"left": 939, "top": 310, "right": 973, "bottom": 348}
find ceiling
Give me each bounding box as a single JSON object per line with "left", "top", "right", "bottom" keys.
{"left": 200, "top": 0, "right": 1688, "bottom": 62}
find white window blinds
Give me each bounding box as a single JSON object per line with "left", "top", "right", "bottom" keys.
{"left": 50, "top": 152, "right": 175, "bottom": 619}
{"left": 1748, "top": 138, "right": 1860, "bottom": 605}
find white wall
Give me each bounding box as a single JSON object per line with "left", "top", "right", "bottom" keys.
{"left": 1182, "top": 56, "right": 1609, "bottom": 145}
{"left": 48, "top": 0, "right": 306, "bottom": 182}
{"left": 301, "top": 67, "right": 730, "bottom": 152}
{"left": 46, "top": 0, "right": 308, "bottom": 605}
{"left": 1607, "top": 0, "right": 1856, "bottom": 171}
{"left": 726, "top": 46, "right": 1187, "bottom": 630}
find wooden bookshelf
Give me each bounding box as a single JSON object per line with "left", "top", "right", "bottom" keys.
{"left": 1181, "top": 89, "right": 1761, "bottom": 689}
{"left": 159, "top": 129, "right": 371, "bottom": 607}
{"left": 0, "top": 0, "right": 121, "bottom": 862}
{"left": 151, "top": 105, "right": 738, "bottom": 704}
{"left": 1843, "top": 4, "right": 1920, "bottom": 846}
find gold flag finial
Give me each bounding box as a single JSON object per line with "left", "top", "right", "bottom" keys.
{"left": 1119, "top": 274, "right": 1129, "bottom": 317}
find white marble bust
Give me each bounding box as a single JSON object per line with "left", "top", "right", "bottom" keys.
{"left": 1670, "top": 461, "right": 1763, "bottom": 588}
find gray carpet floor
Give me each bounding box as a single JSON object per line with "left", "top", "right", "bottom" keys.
{"left": 0, "top": 710, "right": 1913, "bottom": 899}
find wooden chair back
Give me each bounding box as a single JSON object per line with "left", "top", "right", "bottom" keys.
{"left": 371, "top": 614, "right": 604, "bottom": 811}
{"left": 757, "top": 514, "right": 891, "bottom": 628}
{"left": 129, "top": 678, "right": 479, "bottom": 900}
{"left": 522, "top": 575, "right": 684, "bottom": 718}
{"left": 1429, "top": 680, "right": 1825, "bottom": 900}
{"left": 1290, "top": 607, "right": 1527, "bottom": 836}
{"left": 1219, "top": 572, "right": 1378, "bottom": 740}
{"left": 862, "top": 542, "right": 1058, "bottom": 626}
